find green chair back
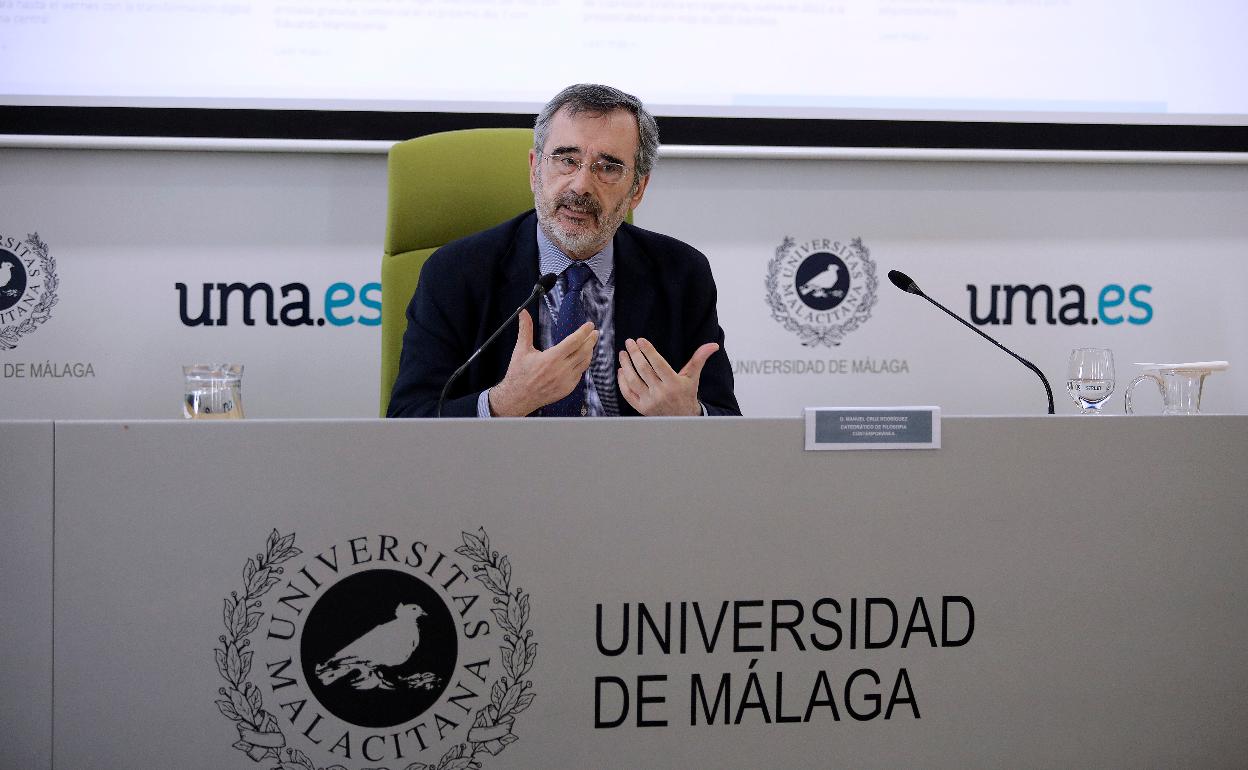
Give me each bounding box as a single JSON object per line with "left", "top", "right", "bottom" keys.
{"left": 380, "top": 128, "right": 537, "bottom": 415}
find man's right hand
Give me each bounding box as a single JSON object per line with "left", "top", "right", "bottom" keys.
{"left": 488, "top": 309, "right": 598, "bottom": 417}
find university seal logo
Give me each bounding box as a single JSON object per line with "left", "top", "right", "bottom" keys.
{"left": 214, "top": 528, "right": 536, "bottom": 770}
{"left": 0, "top": 232, "right": 58, "bottom": 350}
{"left": 766, "top": 236, "right": 877, "bottom": 347}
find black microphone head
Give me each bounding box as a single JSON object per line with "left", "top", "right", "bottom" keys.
{"left": 538, "top": 273, "right": 558, "bottom": 293}
{"left": 887, "top": 269, "right": 922, "bottom": 295}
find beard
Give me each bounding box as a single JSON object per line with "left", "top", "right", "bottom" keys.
{"left": 534, "top": 176, "right": 631, "bottom": 259}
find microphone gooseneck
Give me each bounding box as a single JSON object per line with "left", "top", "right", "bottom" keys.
{"left": 436, "top": 273, "right": 558, "bottom": 417}
{"left": 889, "top": 268, "right": 1055, "bottom": 415}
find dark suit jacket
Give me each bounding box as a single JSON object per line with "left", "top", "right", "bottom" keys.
{"left": 387, "top": 210, "right": 740, "bottom": 417}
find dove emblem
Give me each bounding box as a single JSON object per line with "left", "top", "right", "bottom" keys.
{"left": 798, "top": 263, "right": 843, "bottom": 300}
{"left": 314, "top": 602, "right": 440, "bottom": 691}
{"left": 0, "top": 257, "right": 22, "bottom": 301}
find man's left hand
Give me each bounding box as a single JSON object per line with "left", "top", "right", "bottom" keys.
{"left": 617, "top": 338, "right": 719, "bottom": 416}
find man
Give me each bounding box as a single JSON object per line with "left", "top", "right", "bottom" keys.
{"left": 387, "top": 83, "right": 740, "bottom": 418}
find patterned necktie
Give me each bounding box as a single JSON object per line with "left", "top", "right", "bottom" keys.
{"left": 545, "top": 263, "right": 592, "bottom": 417}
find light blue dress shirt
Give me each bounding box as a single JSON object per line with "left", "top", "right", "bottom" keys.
{"left": 478, "top": 224, "right": 618, "bottom": 417}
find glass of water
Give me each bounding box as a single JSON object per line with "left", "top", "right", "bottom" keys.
{"left": 183, "top": 364, "right": 244, "bottom": 419}
{"left": 1066, "top": 348, "right": 1115, "bottom": 414}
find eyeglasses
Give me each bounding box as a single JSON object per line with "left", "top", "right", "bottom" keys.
{"left": 543, "top": 153, "right": 630, "bottom": 185}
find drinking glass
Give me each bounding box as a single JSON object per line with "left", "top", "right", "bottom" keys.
{"left": 1066, "top": 348, "right": 1115, "bottom": 414}
{"left": 183, "top": 364, "right": 244, "bottom": 419}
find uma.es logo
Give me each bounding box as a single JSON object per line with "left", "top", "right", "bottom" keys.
{"left": 176, "top": 281, "right": 381, "bottom": 327}
{"left": 966, "top": 282, "right": 1152, "bottom": 326}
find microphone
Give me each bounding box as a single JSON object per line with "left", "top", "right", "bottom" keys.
{"left": 888, "top": 269, "right": 1055, "bottom": 415}
{"left": 436, "top": 273, "right": 558, "bottom": 417}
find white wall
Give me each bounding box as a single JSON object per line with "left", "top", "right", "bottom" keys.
{"left": 1, "top": 147, "right": 387, "bottom": 418}
{"left": 1, "top": 146, "right": 1245, "bottom": 418}
{"left": 644, "top": 154, "right": 1248, "bottom": 415}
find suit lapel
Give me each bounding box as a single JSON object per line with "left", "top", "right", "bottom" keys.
{"left": 483, "top": 213, "right": 541, "bottom": 376}
{"left": 612, "top": 224, "right": 655, "bottom": 417}
{"left": 498, "top": 212, "right": 541, "bottom": 320}
{"left": 612, "top": 222, "right": 655, "bottom": 350}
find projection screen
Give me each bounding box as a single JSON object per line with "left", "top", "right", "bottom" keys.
{"left": 2, "top": 0, "right": 1246, "bottom": 151}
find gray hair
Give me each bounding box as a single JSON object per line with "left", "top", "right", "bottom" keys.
{"left": 534, "top": 83, "right": 660, "bottom": 180}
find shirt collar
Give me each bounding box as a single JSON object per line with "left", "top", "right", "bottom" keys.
{"left": 536, "top": 222, "right": 614, "bottom": 285}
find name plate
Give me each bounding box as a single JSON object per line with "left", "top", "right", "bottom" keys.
{"left": 804, "top": 406, "right": 941, "bottom": 450}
